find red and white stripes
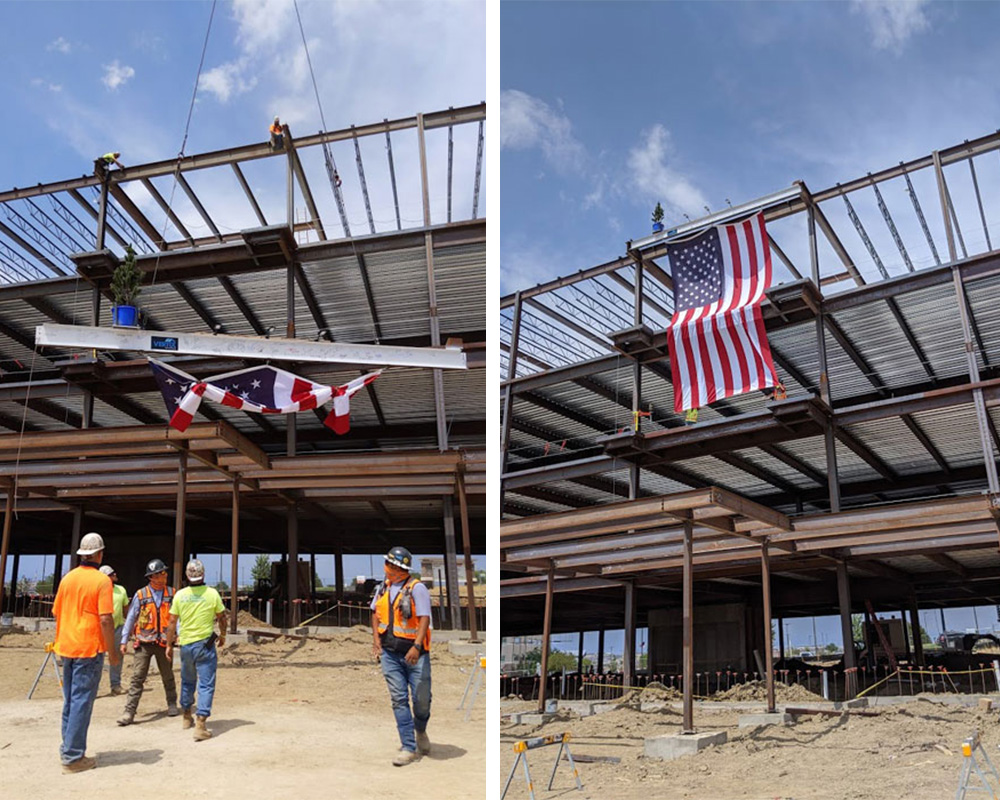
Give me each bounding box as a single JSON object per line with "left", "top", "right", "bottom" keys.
{"left": 667, "top": 212, "right": 778, "bottom": 412}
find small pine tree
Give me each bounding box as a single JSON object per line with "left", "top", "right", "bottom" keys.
{"left": 651, "top": 202, "right": 665, "bottom": 225}
{"left": 110, "top": 244, "right": 142, "bottom": 307}
{"left": 251, "top": 554, "right": 272, "bottom": 583}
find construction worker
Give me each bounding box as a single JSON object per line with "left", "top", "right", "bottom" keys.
{"left": 371, "top": 546, "right": 432, "bottom": 766}
{"left": 269, "top": 116, "right": 284, "bottom": 151}
{"left": 117, "top": 558, "right": 178, "bottom": 726}
{"left": 52, "top": 532, "right": 121, "bottom": 773}
{"left": 99, "top": 564, "right": 129, "bottom": 696}
{"left": 95, "top": 151, "right": 124, "bottom": 172}
{"left": 165, "top": 559, "right": 227, "bottom": 741}
{"left": 685, "top": 407, "right": 699, "bottom": 426}
{"left": 770, "top": 382, "right": 787, "bottom": 401}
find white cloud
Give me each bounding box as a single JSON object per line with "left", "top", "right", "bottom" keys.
{"left": 102, "top": 60, "right": 135, "bottom": 91}
{"left": 851, "top": 0, "right": 930, "bottom": 54}
{"left": 199, "top": 59, "right": 257, "bottom": 103}
{"left": 500, "top": 90, "right": 586, "bottom": 174}
{"left": 47, "top": 36, "right": 71, "bottom": 54}
{"left": 31, "top": 78, "right": 62, "bottom": 93}
{"left": 626, "top": 125, "right": 709, "bottom": 221}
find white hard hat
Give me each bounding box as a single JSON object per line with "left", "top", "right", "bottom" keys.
{"left": 77, "top": 532, "right": 105, "bottom": 556}
{"left": 185, "top": 559, "right": 205, "bottom": 582}
{"left": 99, "top": 564, "right": 115, "bottom": 576}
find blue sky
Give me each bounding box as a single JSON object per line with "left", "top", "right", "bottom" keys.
{"left": 0, "top": 0, "right": 486, "bottom": 241}
{"left": 500, "top": 0, "right": 1000, "bottom": 293}
{"left": 0, "top": 0, "right": 486, "bottom": 587}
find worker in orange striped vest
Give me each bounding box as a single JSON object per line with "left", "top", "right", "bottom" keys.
{"left": 117, "top": 559, "right": 179, "bottom": 726}
{"left": 371, "top": 546, "right": 432, "bottom": 767}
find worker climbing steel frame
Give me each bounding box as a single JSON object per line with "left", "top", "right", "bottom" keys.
{"left": 500, "top": 128, "right": 1000, "bottom": 722}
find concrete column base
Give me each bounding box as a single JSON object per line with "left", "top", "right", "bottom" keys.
{"left": 738, "top": 712, "right": 794, "bottom": 728}
{"left": 644, "top": 731, "right": 727, "bottom": 760}
{"left": 514, "top": 712, "right": 556, "bottom": 726}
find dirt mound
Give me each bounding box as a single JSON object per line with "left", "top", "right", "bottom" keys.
{"left": 712, "top": 679, "right": 825, "bottom": 703}
{"left": 618, "top": 680, "right": 682, "bottom": 708}
{"left": 236, "top": 609, "right": 272, "bottom": 629}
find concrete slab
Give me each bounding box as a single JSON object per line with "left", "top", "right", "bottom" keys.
{"left": 591, "top": 702, "right": 617, "bottom": 715}
{"left": 835, "top": 698, "right": 869, "bottom": 709}
{"left": 739, "top": 712, "right": 795, "bottom": 728}
{"left": 517, "top": 712, "right": 556, "bottom": 726}
{"left": 559, "top": 701, "right": 595, "bottom": 716}
{"left": 644, "top": 731, "right": 727, "bottom": 761}
{"left": 448, "top": 640, "right": 485, "bottom": 657}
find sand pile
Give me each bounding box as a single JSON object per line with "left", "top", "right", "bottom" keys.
{"left": 618, "top": 680, "right": 682, "bottom": 708}
{"left": 713, "top": 679, "right": 825, "bottom": 702}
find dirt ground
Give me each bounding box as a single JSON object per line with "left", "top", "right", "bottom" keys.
{"left": 501, "top": 685, "right": 1000, "bottom": 799}
{"left": 0, "top": 625, "right": 485, "bottom": 799}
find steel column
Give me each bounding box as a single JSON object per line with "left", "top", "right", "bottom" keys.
{"left": 808, "top": 202, "right": 841, "bottom": 511}
{"left": 761, "top": 540, "right": 775, "bottom": 713}
{"left": 597, "top": 628, "right": 605, "bottom": 673}
{"left": 335, "top": 547, "right": 344, "bottom": 603}
{"left": 53, "top": 534, "right": 64, "bottom": 596}
{"left": 909, "top": 597, "right": 924, "bottom": 666}
{"left": 577, "top": 631, "right": 585, "bottom": 675}
{"left": 70, "top": 506, "right": 83, "bottom": 567}
{"left": 500, "top": 292, "right": 523, "bottom": 511}
{"left": 173, "top": 451, "right": 187, "bottom": 591}
{"left": 442, "top": 497, "right": 460, "bottom": 629}
{"left": 96, "top": 171, "right": 109, "bottom": 250}
{"left": 230, "top": 477, "right": 239, "bottom": 634}
{"left": 0, "top": 490, "right": 12, "bottom": 610}
{"left": 836, "top": 561, "right": 856, "bottom": 697}
{"left": 457, "top": 466, "right": 479, "bottom": 642}
{"left": 933, "top": 151, "right": 1000, "bottom": 495}
{"left": 288, "top": 503, "right": 299, "bottom": 627}
{"left": 537, "top": 561, "right": 555, "bottom": 713}
{"left": 623, "top": 581, "right": 636, "bottom": 688}
{"left": 682, "top": 519, "right": 694, "bottom": 733}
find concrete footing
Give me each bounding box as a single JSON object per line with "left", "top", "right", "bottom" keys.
{"left": 448, "top": 640, "right": 484, "bottom": 657}
{"left": 644, "top": 731, "right": 727, "bottom": 761}
{"left": 509, "top": 712, "right": 556, "bottom": 726}
{"left": 738, "top": 712, "right": 794, "bottom": 728}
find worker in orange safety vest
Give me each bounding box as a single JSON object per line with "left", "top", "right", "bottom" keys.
{"left": 117, "top": 558, "right": 178, "bottom": 725}
{"left": 371, "top": 546, "right": 432, "bottom": 767}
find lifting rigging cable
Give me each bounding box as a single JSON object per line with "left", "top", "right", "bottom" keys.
{"left": 293, "top": 0, "right": 352, "bottom": 238}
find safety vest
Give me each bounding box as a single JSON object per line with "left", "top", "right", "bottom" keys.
{"left": 270, "top": 123, "right": 282, "bottom": 136}
{"left": 374, "top": 577, "right": 431, "bottom": 652}
{"left": 102, "top": 153, "right": 117, "bottom": 163}
{"left": 133, "top": 585, "right": 174, "bottom": 646}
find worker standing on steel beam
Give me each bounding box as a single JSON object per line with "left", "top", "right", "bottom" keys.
{"left": 99, "top": 564, "right": 129, "bottom": 696}
{"left": 117, "top": 558, "right": 179, "bottom": 726}
{"left": 53, "top": 532, "right": 121, "bottom": 774}
{"left": 371, "top": 546, "right": 433, "bottom": 766}
{"left": 269, "top": 116, "right": 284, "bottom": 151}
{"left": 94, "top": 152, "right": 124, "bottom": 175}
{"left": 165, "top": 559, "right": 227, "bottom": 741}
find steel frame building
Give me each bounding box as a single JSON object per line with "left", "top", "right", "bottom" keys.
{"left": 0, "top": 103, "right": 486, "bottom": 634}
{"left": 500, "top": 129, "right": 1000, "bottom": 724}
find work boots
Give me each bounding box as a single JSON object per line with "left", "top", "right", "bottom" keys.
{"left": 182, "top": 708, "right": 194, "bottom": 730}
{"left": 62, "top": 756, "right": 97, "bottom": 774}
{"left": 116, "top": 711, "right": 134, "bottom": 726}
{"left": 193, "top": 715, "right": 212, "bottom": 741}
{"left": 166, "top": 703, "right": 179, "bottom": 717}
{"left": 392, "top": 748, "right": 419, "bottom": 767}
{"left": 416, "top": 730, "right": 431, "bottom": 755}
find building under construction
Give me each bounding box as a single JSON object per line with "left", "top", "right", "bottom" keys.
{"left": 0, "top": 103, "right": 486, "bottom": 633}
{"left": 501, "top": 130, "right": 1000, "bottom": 724}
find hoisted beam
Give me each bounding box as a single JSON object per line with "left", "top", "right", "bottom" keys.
{"left": 36, "top": 323, "right": 467, "bottom": 369}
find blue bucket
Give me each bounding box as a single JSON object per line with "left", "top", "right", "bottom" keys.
{"left": 112, "top": 305, "right": 138, "bottom": 327}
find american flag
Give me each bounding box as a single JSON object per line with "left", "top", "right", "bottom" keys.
{"left": 666, "top": 211, "right": 778, "bottom": 412}
{"left": 148, "top": 359, "right": 381, "bottom": 434}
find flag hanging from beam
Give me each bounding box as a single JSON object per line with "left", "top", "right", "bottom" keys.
{"left": 666, "top": 211, "right": 778, "bottom": 412}
{"left": 149, "top": 359, "right": 382, "bottom": 434}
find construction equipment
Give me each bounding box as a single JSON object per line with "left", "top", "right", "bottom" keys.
{"left": 458, "top": 654, "right": 485, "bottom": 721}
{"left": 954, "top": 731, "right": 1000, "bottom": 799}
{"left": 27, "top": 642, "right": 62, "bottom": 699}
{"left": 501, "top": 732, "right": 583, "bottom": 800}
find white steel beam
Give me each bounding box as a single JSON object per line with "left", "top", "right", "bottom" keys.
{"left": 35, "top": 324, "right": 467, "bottom": 370}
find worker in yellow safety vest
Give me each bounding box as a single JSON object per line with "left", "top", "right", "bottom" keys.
{"left": 685, "top": 407, "right": 699, "bottom": 426}
{"left": 371, "top": 546, "right": 432, "bottom": 767}
{"left": 99, "top": 564, "right": 129, "bottom": 696}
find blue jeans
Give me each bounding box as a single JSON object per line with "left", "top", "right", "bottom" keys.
{"left": 108, "top": 625, "right": 123, "bottom": 688}
{"left": 380, "top": 650, "right": 431, "bottom": 752}
{"left": 60, "top": 654, "right": 104, "bottom": 764}
{"left": 180, "top": 637, "right": 218, "bottom": 717}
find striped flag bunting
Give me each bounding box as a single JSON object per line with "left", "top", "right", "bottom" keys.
{"left": 149, "top": 359, "right": 382, "bottom": 434}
